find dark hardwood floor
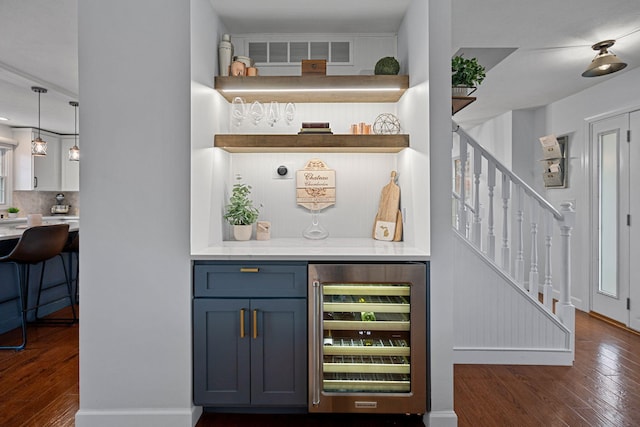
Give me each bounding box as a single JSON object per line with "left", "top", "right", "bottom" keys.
{"left": 455, "top": 310, "right": 640, "bottom": 427}
{"left": 1, "top": 308, "right": 639, "bottom": 426}
{"left": 0, "top": 306, "right": 79, "bottom": 427}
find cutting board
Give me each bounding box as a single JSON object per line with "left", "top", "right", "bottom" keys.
{"left": 372, "top": 171, "right": 402, "bottom": 241}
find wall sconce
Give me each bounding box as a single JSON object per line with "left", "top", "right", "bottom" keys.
{"left": 582, "top": 40, "right": 627, "bottom": 77}
{"left": 31, "top": 86, "right": 48, "bottom": 156}
{"left": 69, "top": 101, "right": 79, "bottom": 161}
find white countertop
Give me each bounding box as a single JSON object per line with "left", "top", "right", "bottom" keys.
{"left": 192, "top": 238, "right": 429, "bottom": 261}
{"left": 0, "top": 216, "right": 79, "bottom": 241}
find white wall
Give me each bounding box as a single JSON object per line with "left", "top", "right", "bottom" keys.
{"left": 465, "top": 111, "right": 513, "bottom": 168}
{"left": 0, "top": 123, "right": 13, "bottom": 140}
{"left": 399, "top": 0, "right": 457, "bottom": 425}
{"left": 230, "top": 33, "right": 398, "bottom": 76}
{"left": 76, "top": 0, "right": 195, "bottom": 426}
{"left": 191, "top": 0, "right": 228, "bottom": 253}
{"left": 195, "top": 34, "right": 426, "bottom": 247}
{"left": 462, "top": 66, "right": 640, "bottom": 312}
{"left": 543, "top": 66, "right": 640, "bottom": 311}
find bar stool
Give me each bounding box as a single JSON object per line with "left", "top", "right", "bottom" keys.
{"left": 35, "top": 228, "right": 78, "bottom": 324}
{"left": 0, "top": 224, "right": 71, "bottom": 350}
{"left": 62, "top": 231, "right": 79, "bottom": 304}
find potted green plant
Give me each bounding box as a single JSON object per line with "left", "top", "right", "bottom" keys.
{"left": 452, "top": 55, "right": 486, "bottom": 96}
{"left": 374, "top": 57, "right": 400, "bottom": 75}
{"left": 7, "top": 207, "right": 19, "bottom": 218}
{"left": 223, "top": 178, "right": 260, "bottom": 241}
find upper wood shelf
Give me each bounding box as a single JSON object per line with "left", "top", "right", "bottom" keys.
{"left": 452, "top": 96, "right": 476, "bottom": 115}
{"left": 214, "top": 75, "right": 409, "bottom": 103}
{"left": 214, "top": 134, "right": 410, "bottom": 153}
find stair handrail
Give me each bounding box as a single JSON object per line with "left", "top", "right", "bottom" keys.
{"left": 452, "top": 119, "right": 575, "bottom": 357}
{"left": 453, "top": 121, "right": 563, "bottom": 221}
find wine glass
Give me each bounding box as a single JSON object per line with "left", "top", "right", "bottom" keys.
{"left": 231, "top": 97, "right": 246, "bottom": 128}
{"left": 249, "top": 101, "right": 264, "bottom": 125}
{"left": 284, "top": 102, "right": 296, "bottom": 126}
{"left": 267, "top": 101, "right": 281, "bottom": 127}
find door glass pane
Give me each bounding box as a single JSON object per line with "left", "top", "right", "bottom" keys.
{"left": 321, "top": 283, "right": 411, "bottom": 393}
{"left": 599, "top": 131, "right": 618, "bottom": 296}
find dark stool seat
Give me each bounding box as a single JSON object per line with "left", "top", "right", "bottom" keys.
{"left": 0, "top": 224, "right": 74, "bottom": 350}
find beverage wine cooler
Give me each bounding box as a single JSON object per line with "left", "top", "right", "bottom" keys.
{"left": 308, "top": 263, "right": 428, "bottom": 414}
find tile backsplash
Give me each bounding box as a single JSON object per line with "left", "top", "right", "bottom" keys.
{"left": 8, "top": 191, "right": 79, "bottom": 217}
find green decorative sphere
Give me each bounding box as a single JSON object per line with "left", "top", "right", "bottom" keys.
{"left": 374, "top": 57, "right": 400, "bottom": 75}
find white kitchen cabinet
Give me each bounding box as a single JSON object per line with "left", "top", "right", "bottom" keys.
{"left": 12, "top": 128, "right": 78, "bottom": 191}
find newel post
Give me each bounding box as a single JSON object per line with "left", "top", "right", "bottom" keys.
{"left": 558, "top": 202, "right": 576, "bottom": 353}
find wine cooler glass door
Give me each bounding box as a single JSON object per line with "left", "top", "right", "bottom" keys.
{"left": 309, "top": 263, "right": 427, "bottom": 414}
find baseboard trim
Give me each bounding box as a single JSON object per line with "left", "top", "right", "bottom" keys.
{"left": 75, "top": 406, "right": 202, "bottom": 427}
{"left": 454, "top": 347, "right": 574, "bottom": 366}
{"left": 589, "top": 311, "right": 640, "bottom": 337}
{"left": 424, "top": 410, "right": 458, "bottom": 427}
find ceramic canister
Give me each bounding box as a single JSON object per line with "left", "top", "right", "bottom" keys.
{"left": 230, "top": 61, "right": 246, "bottom": 76}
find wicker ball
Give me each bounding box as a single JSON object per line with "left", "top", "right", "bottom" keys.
{"left": 373, "top": 113, "right": 401, "bottom": 135}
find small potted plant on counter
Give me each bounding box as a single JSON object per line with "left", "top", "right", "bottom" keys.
{"left": 224, "top": 177, "right": 260, "bottom": 241}
{"left": 7, "top": 207, "right": 19, "bottom": 218}
{"left": 452, "top": 55, "right": 486, "bottom": 96}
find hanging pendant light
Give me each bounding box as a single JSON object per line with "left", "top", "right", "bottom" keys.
{"left": 69, "top": 101, "right": 79, "bottom": 161}
{"left": 582, "top": 40, "right": 627, "bottom": 77}
{"left": 31, "top": 86, "right": 48, "bottom": 156}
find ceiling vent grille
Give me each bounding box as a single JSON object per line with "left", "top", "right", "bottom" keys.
{"left": 248, "top": 40, "right": 351, "bottom": 65}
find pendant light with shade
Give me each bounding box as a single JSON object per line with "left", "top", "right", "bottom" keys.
{"left": 31, "top": 86, "right": 48, "bottom": 156}
{"left": 69, "top": 101, "right": 79, "bottom": 161}
{"left": 582, "top": 40, "right": 627, "bottom": 77}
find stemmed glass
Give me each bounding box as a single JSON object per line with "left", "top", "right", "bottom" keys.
{"left": 249, "top": 101, "right": 264, "bottom": 125}
{"left": 231, "top": 97, "right": 246, "bottom": 128}
{"left": 284, "top": 102, "right": 296, "bottom": 126}
{"left": 267, "top": 101, "right": 281, "bottom": 127}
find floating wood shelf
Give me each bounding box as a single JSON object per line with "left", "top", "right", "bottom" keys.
{"left": 214, "top": 134, "right": 410, "bottom": 153}
{"left": 214, "top": 75, "right": 409, "bottom": 103}
{"left": 452, "top": 96, "right": 476, "bottom": 115}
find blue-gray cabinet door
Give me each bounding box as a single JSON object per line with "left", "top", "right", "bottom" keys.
{"left": 250, "top": 298, "right": 307, "bottom": 406}
{"left": 193, "top": 298, "right": 251, "bottom": 405}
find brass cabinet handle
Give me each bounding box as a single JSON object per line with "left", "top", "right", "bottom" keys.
{"left": 240, "top": 309, "right": 246, "bottom": 338}
{"left": 253, "top": 309, "right": 258, "bottom": 339}
{"left": 240, "top": 268, "right": 259, "bottom": 273}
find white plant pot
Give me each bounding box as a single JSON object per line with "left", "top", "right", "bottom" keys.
{"left": 452, "top": 86, "right": 476, "bottom": 96}
{"left": 233, "top": 224, "right": 253, "bottom": 241}
{"left": 8, "top": 213, "right": 17, "bottom": 218}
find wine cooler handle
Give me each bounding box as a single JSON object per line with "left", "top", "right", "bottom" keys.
{"left": 312, "top": 280, "right": 321, "bottom": 406}
{"left": 252, "top": 309, "right": 258, "bottom": 339}
{"left": 240, "top": 309, "right": 246, "bottom": 339}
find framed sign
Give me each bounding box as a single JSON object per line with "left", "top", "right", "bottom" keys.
{"left": 296, "top": 158, "right": 336, "bottom": 211}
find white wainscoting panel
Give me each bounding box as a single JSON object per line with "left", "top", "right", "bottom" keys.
{"left": 453, "top": 234, "right": 573, "bottom": 365}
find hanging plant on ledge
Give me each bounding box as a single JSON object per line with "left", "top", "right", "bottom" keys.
{"left": 452, "top": 55, "right": 486, "bottom": 96}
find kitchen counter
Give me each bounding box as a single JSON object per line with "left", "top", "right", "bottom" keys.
{"left": 192, "top": 238, "right": 429, "bottom": 261}
{"left": 0, "top": 216, "right": 79, "bottom": 241}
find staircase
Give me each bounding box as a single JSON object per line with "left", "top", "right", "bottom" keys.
{"left": 452, "top": 121, "right": 575, "bottom": 366}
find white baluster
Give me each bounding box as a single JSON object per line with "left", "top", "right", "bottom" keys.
{"left": 514, "top": 186, "right": 525, "bottom": 286}
{"left": 528, "top": 202, "right": 539, "bottom": 299}
{"left": 557, "top": 202, "right": 576, "bottom": 345}
{"left": 543, "top": 211, "right": 554, "bottom": 311}
{"left": 487, "top": 161, "right": 496, "bottom": 260}
{"left": 501, "top": 173, "right": 511, "bottom": 272}
{"left": 473, "top": 146, "right": 482, "bottom": 248}
{"left": 458, "top": 139, "right": 468, "bottom": 236}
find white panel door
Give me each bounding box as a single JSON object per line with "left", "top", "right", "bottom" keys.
{"left": 591, "top": 114, "right": 629, "bottom": 324}
{"left": 629, "top": 110, "right": 640, "bottom": 331}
